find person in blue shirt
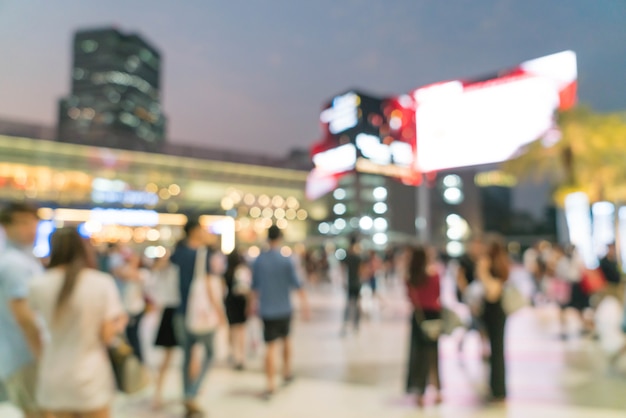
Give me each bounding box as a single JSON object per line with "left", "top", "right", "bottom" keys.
{"left": 249, "top": 225, "right": 309, "bottom": 399}
{"left": 170, "top": 218, "right": 226, "bottom": 418}
{"left": 0, "top": 202, "right": 44, "bottom": 418}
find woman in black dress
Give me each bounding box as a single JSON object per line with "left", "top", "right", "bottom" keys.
{"left": 224, "top": 250, "right": 251, "bottom": 370}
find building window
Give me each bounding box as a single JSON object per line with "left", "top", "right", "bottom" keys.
{"left": 125, "top": 55, "right": 141, "bottom": 72}
{"left": 73, "top": 68, "right": 86, "bottom": 80}
{"left": 81, "top": 40, "right": 98, "bottom": 53}
{"left": 140, "top": 49, "right": 153, "bottom": 62}
{"left": 68, "top": 108, "right": 80, "bottom": 120}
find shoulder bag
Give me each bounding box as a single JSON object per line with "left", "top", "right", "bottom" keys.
{"left": 501, "top": 281, "right": 528, "bottom": 316}
{"left": 185, "top": 247, "right": 219, "bottom": 335}
{"left": 108, "top": 338, "right": 150, "bottom": 394}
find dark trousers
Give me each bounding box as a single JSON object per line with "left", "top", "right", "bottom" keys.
{"left": 406, "top": 310, "right": 441, "bottom": 395}
{"left": 343, "top": 291, "right": 361, "bottom": 330}
{"left": 126, "top": 311, "right": 144, "bottom": 363}
{"left": 483, "top": 301, "right": 507, "bottom": 399}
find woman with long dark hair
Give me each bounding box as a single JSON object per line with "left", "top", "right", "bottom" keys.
{"left": 476, "top": 234, "right": 510, "bottom": 403}
{"left": 28, "top": 228, "right": 126, "bottom": 418}
{"left": 405, "top": 245, "right": 442, "bottom": 407}
{"left": 223, "top": 249, "right": 251, "bottom": 370}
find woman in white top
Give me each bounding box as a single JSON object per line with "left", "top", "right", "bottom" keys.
{"left": 29, "top": 228, "right": 126, "bottom": 418}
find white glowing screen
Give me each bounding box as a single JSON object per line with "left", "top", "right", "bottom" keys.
{"left": 415, "top": 51, "right": 577, "bottom": 172}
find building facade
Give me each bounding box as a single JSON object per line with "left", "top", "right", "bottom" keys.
{"left": 57, "top": 27, "right": 167, "bottom": 151}
{"left": 316, "top": 172, "right": 417, "bottom": 249}
{"left": 427, "top": 165, "right": 558, "bottom": 257}
{"left": 0, "top": 133, "right": 324, "bottom": 256}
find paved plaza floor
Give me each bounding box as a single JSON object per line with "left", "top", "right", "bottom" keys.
{"left": 2, "top": 277, "right": 626, "bottom": 417}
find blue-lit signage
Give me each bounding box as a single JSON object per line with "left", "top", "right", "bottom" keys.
{"left": 91, "top": 178, "right": 158, "bottom": 206}
{"left": 90, "top": 208, "right": 160, "bottom": 226}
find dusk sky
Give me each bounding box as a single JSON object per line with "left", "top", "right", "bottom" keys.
{"left": 1, "top": 1, "right": 625, "bottom": 155}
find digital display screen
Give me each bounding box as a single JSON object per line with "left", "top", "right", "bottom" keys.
{"left": 414, "top": 51, "right": 577, "bottom": 172}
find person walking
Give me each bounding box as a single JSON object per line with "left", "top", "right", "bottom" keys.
{"left": 341, "top": 237, "right": 362, "bottom": 336}
{"left": 0, "top": 202, "right": 44, "bottom": 418}
{"left": 170, "top": 219, "right": 226, "bottom": 417}
{"left": 553, "top": 244, "right": 592, "bottom": 338}
{"left": 149, "top": 252, "right": 180, "bottom": 409}
{"left": 248, "top": 225, "right": 310, "bottom": 399}
{"left": 476, "top": 235, "right": 510, "bottom": 403}
{"left": 405, "top": 246, "right": 442, "bottom": 407}
{"left": 223, "top": 250, "right": 251, "bottom": 370}
{"left": 600, "top": 243, "right": 623, "bottom": 302}
{"left": 108, "top": 247, "right": 147, "bottom": 363}
{"left": 28, "top": 227, "right": 126, "bottom": 418}
{"left": 457, "top": 235, "right": 489, "bottom": 358}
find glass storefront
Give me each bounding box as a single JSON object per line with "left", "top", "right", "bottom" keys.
{"left": 0, "top": 135, "right": 320, "bottom": 254}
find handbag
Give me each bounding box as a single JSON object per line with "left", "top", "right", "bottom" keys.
{"left": 581, "top": 268, "right": 607, "bottom": 295}
{"left": 501, "top": 282, "right": 527, "bottom": 316}
{"left": 186, "top": 247, "right": 219, "bottom": 335}
{"left": 108, "top": 339, "right": 150, "bottom": 394}
{"left": 419, "top": 317, "right": 443, "bottom": 341}
{"left": 414, "top": 302, "right": 442, "bottom": 342}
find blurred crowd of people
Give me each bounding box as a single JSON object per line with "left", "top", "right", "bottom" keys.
{"left": 521, "top": 240, "right": 624, "bottom": 336}
{"left": 2, "top": 200, "right": 626, "bottom": 416}
{"left": 0, "top": 203, "right": 308, "bottom": 418}
{"left": 327, "top": 233, "right": 626, "bottom": 408}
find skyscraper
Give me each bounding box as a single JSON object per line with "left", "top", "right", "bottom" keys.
{"left": 57, "top": 27, "right": 167, "bottom": 151}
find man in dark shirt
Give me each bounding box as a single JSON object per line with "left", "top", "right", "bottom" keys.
{"left": 600, "top": 243, "right": 623, "bottom": 302}
{"left": 341, "top": 237, "right": 362, "bottom": 336}
{"left": 170, "top": 219, "right": 226, "bottom": 417}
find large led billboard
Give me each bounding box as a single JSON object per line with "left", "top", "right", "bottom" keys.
{"left": 307, "top": 51, "right": 577, "bottom": 199}
{"left": 413, "top": 50, "right": 577, "bottom": 172}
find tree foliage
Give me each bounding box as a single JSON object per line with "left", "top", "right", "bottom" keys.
{"left": 502, "top": 106, "right": 626, "bottom": 206}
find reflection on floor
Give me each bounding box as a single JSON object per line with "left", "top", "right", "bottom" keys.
{"left": 2, "top": 278, "right": 626, "bottom": 417}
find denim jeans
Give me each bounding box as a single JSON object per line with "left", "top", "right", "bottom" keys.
{"left": 173, "top": 314, "right": 215, "bottom": 400}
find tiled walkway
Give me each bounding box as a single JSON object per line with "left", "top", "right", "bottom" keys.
{"left": 2, "top": 277, "right": 626, "bottom": 417}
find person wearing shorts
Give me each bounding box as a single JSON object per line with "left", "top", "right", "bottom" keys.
{"left": 263, "top": 317, "right": 292, "bottom": 343}
{"left": 249, "top": 226, "right": 309, "bottom": 399}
